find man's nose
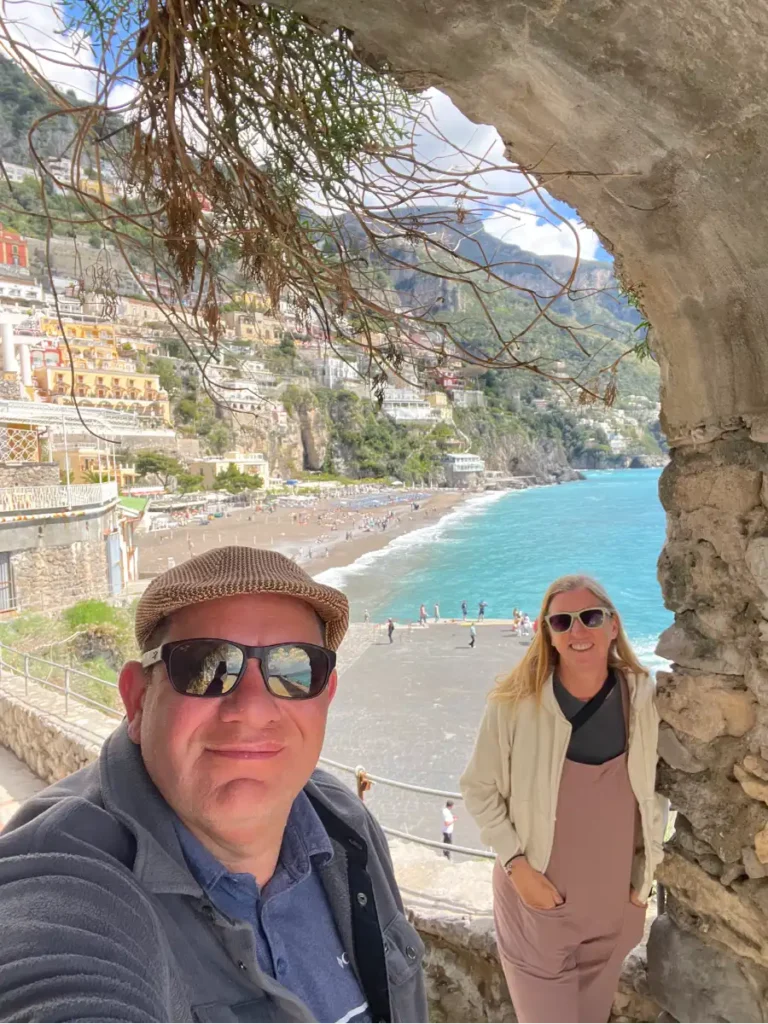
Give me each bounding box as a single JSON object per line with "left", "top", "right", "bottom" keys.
{"left": 218, "top": 658, "right": 281, "bottom": 722}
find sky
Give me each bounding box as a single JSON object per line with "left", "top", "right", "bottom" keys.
{"left": 0, "top": 0, "right": 611, "bottom": 263}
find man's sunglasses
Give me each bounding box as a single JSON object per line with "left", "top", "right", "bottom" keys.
{"left": 544, "top": 607, "right": 612, "bottom": 634}
{"left": 141, "top": 639, "right": 336, "bottom": 700}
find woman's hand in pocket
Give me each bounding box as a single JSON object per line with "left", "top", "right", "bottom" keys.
{"left": 630, "top": 889, "right": 647, "bottom": 908}
{"left": 507, "top": 858, "right": 564, "bottom": 910}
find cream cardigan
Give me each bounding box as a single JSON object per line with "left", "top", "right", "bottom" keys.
{"left": 460, "top": 670, "right": 666, "bottom": 899}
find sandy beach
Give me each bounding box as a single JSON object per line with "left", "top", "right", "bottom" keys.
{"left": 137, "top": 489, "right": 467, "bottom": 579}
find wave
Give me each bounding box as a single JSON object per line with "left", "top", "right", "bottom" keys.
{"left": 314, "top": 490, "right": 509, "bottom": 588}
{"left": 630, "top": 633, "right": 671, "bottom": 677}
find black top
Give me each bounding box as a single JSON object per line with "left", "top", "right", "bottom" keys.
{"left": 554, "top": 670, "right": 627, "bottom": 765}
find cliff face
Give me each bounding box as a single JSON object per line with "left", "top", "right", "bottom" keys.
{"left": 456, "top": 408, "right": 582, "bottom": 484}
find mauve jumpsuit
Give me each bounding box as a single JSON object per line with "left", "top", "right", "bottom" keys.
{"left": 492, "top": 683, "right": 646, "bottom": 1023}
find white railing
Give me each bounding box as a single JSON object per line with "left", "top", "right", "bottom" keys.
{"left": 0, "top": 481, "right": 118, "bottom": 513}
{"left": 0, "top": 641, "right": 494, "bottom": 860}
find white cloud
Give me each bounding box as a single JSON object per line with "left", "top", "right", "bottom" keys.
{"left": 482, "top": 203, "right": 603, "bottom": 260}
{"left": 0, "top": 0, "right": 101, "bottom": 99}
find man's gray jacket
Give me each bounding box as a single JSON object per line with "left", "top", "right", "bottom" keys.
{"left": 0, "top": 724, "right": 427, "bottom": 1022}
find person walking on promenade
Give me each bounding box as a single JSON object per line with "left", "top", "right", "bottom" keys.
{"left": 478, "top": 600, "right": 487, "bottom": 620}
{"left": 469, "top": 623, "right": 477, "bottom": 648}
{"left": 461, "top": 600, "right": 468, "bottom": 620}
{"left": 0, "top": 548, "right": 426, "bottom": 1023}
{"left": 442, "top": 800, "right": 457, "bottom": 858}
{"left": 364, "top": 608, "right": 370, "bottom": 624}
{"left": 434, "top": 603, "right": 440, "bottom": 623}
{"left": 461, "top": 574, "right": 665, "bottom": 1024}
{"left": 387, "top": 617, "right": 395, "bottom": 644}
{"left": 419, "top": 603, "right": 428, "bottom": 626}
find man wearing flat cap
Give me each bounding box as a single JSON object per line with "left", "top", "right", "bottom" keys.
{"left": 0, "top": 547, "right": 427, "bottom": 1023}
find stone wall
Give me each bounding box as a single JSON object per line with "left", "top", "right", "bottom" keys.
{"left": 0, "top": 463, "right": 60, "bottom": 487}
{"left": 651, "top": 432, "right": 768, "bottom": 1020}
{"left": 0, "top": 675, "right": 109, "bottom": 785}
{"left": 0, "top": 507, "right": 117, "bottom": 612}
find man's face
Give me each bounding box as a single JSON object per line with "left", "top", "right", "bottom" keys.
{"left": 119, "top": 593, "right": 336, "bottom": 844}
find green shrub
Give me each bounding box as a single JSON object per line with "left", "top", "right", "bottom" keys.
{"left": 62, "top": 600, "right": 126, "bottom": 631}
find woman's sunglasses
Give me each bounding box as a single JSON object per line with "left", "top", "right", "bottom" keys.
{"left": 140, "top": 639, "right": 336, "bottom": 700}
{"left": 544, "top": 607, "right": 612, "bottom": 634}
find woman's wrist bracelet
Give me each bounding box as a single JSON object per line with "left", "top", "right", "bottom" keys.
{"left": 504, "top": 854, "right": 524, "bottom": 872}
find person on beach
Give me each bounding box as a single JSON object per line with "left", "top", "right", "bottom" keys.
{"left": 419, "top": 603, "right": 428, "bottom": 626}
{"left": 478, "top": 600, "right": 487, "bottom": 620}
{"left": 0, "top": 548, "right": 426, "bottom": 1023}
{"left": 461, "top": 574, "right": 664, "bottom": 1024}
{"left": 442, "top": 800, "right": 457, "bottom": 858}
{"left": 462, "top": 600, "right": 468, "bottom": 620}
{"left": 364, "top": 608, "right": 370, "bottom": 623}
{"left": 434, "top": 603, "right": 440, "bottom": 623}
{"left": 387, "top": 617, "right": 395, "bottom": 643}
{"left": 469, "top": 623, "right": 477, "bottom": 648}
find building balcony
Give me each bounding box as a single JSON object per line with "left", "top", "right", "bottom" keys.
{"left": 0, "top": 481, "right": 119, "bottom": 517}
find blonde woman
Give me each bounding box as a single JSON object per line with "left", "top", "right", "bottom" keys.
{"left": 460, "top": 575, "right": 665, "bottom": 1024}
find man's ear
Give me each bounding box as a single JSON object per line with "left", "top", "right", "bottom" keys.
{"left": 119, "top": 661, "right": 149, "bottom": 744}
{"left": 327, "top": 668, "right": 338, "bottom": 704}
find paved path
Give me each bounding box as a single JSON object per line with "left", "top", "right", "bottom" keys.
{"left": 0, "top": 745, "right": 44, "bottom": 828}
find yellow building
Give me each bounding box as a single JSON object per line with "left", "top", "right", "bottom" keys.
{"left": 39, "top": 319, "right": 117, "bottom": 344}
{"left": 78, "top": 177, "right": 118, "bottom": 203}
{"left": 34, "top": 365, "right": 171, "bottom": 423}
{"left": 51, "top": 447, "right": 137, "bottom": 489}
{"left": 223, "top": 310, "right": 282, "bottom": 345}
{"left": 187, "top": 452, "right": 270, "bottom": 490}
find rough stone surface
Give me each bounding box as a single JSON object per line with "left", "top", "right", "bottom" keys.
{"left": 657, "top": 723, "right": 705, "bottom": 774}
{"left": 754, "top": 825, "right": 768, "bottom": 865}
{"left": 648, "top": 914, "right": 768, "bottom": 1023}
{"left": 657, "top": 851, "right": 768, "bottom": 969}
{"left": 0, "top": 463, "right": 60, "bottom": 487}
{"left": 10, "top": 537, "right": 111, "bottom": 613}
{"left": 734, "top": 763, "right": 768, "bottom": 806}
{"left": 656, "top": 671, "right": 756, "bottom": 742}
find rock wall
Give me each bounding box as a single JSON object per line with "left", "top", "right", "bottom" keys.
{"left": 410, "top": 907, "right": 659, "bottom": 1024}
{"left": 0, "top": 463, "right": 60, "bottom": 487}
{"left": 0, "top": 508, "right": 117, "bottom": 612}
{"left": 651, "top": 432, "right": 768, "bottom": 1020}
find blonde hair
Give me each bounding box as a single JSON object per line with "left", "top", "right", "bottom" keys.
{"left": 492, "top": 574, "right": 645, "bottom": 704}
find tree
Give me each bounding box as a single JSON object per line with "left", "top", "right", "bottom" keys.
{"left": 176, "top": 472, "right": 204, "bottom": 494}
{"left": 213, "top": 464, "right": 264, "bottom": 494}
{"left": 279, "top": 335, "right": 296, "bottom": 358}
{"left": 207, "top": 423, "right": 233, "bottom": 456}
{"left": 134, "top": 450, "right": 184, "bottom": 488}
{"left": 150, "top": 357, "right": 182, "bottom": 396}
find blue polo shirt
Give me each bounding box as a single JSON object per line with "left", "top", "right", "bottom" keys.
{"left": 175, "top": 793, "right": 371, "bottom": 1023}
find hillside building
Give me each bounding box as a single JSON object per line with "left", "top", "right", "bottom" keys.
{"left": 0, "top": 225, "right": 28, "bottom": 269}
{"left": 0, "top": 409, "right": 139, "bottom": 612}
{"left": 187, "top": 452, "right": 270, "bottom": 490}
{"left": 442, "top": 451, "right": 486, "bottom": 489}
{"left": 380, "top": 386, "right": 443, "bottom": 425}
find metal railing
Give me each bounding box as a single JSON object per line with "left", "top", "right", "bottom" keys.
{"left": 0, "top": 642, "right": 122, "bottom": 718}
{"left": 0, "top": 481, "right": 118, "bottom": 513}
{"left": 0, "top": 642, "right": 495, "bottom": 860}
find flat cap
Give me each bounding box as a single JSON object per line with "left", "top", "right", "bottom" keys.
{"left": 135, "top": 546, "right": 349, "bottom": 652}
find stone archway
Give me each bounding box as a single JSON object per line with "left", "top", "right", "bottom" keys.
{"left": 278, "top": 2, "right": 768, "bottom": 1019}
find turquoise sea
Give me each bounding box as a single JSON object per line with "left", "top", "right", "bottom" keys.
{"left": 317, "top": 469, "right": 672, "bottom": 671}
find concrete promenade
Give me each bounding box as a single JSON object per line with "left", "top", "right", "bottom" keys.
{"left": 323, "top": 622, "right": 529, "bottom": 852}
